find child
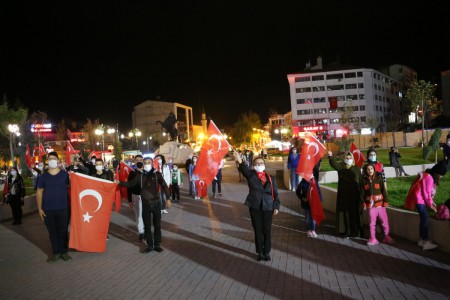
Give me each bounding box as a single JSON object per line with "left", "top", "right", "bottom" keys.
{"left": 170, "top": 164, "right": 183, "bottom": 202}
{"left": 360, "top": 163, "right": 394, "bottom": 246}
{"left": 296, "top": 178, "right": 317, "bottom": 238}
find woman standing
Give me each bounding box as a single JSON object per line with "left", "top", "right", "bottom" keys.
{"left": 328, "top": 151, "right": 363, "bottom": 238}
{"left": 3, "top": 167, "right": 25, "bottom": 225}
{"left": 287, "top": 146, "right": 300, "bottom": 191}
{"left": 233, "top": 150, "right": 280, "bottom": 261}
{"left": 405, "top": 160, "right": 447, "bottom": 250}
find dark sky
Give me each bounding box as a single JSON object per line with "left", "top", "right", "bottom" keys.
{"left": 2, "top": 2, "right": 449, "bottom": 132}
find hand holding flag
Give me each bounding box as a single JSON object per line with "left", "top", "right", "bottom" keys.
{"left": 350, "top": 143, "right": 365, "bottom": 167}
{"left": 296, "top": 132, "right": 326, "bottom": 181}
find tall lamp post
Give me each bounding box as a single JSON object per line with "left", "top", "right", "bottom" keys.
{"left": 8, "top": 124, "right": 20, "bottom": 167}
{"left": 95, "top": 126, "right": 105, "bottom": 161}
{"left": 128, "top": 128, "right": 141, "bottom": 154}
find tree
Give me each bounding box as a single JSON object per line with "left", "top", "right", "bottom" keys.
{"left": 56, "top": 119, "right": 67, "bottom": 141}
{"left": 423, "top": 128, "right": 441, "bottom": 161}
{"left": 231, "top": 111, "right": 262, "bottom": 147}
{"left": 406, "top": 80, "right": 436, "bottom": 147}
{"left": 366, "top": 116, "right": 380, "bottom": 148}
{"left": 339, "top": 99, "right": 355, "bottom": 133}
{"left": 0, "top": 101, "right": 28, "bottom": 166}
{"left": 82, "top": 118, "right": 100, "bottom": 152}
{"left": 113, "top": 134, "right": 123, "bottom": 162}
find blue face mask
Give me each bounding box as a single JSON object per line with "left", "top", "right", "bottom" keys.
{"left": 11, "top": 170, "right": 17, "bottom": 176}
{"left": 369, "top": 156, "right": 376, "bottom": 162}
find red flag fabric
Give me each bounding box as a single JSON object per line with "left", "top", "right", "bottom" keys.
{"left": 117, "top": 161, "right": 133, "bottom": 202}
{"left": 296, "top": 132, "right": 326, "bottom": 181}
{"left": 65, "top": 141, "right": 77, "bottom": 165}
{"left": 38, "top": 143, "right": 46, "bottom": 163}
{"left": 193, "top": 120, "right": 230, "bottom": 186}
{"left": 308, "top": 177, "right": 325, "bottom": 225}
{"left": 25, "top": 144, "right": 33, "bottom": 168}
{"left": 69, "top": 172, "right": 118, "bottom": 252}
{"left": 350, "top": 143, "right": 365, "bottom": 167}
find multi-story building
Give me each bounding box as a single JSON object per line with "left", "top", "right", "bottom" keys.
{"left": 287, "top": 58, "right": 405, "bottom": 138}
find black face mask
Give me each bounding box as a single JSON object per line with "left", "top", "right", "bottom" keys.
{"left": 136, "top": 162, "right": 144, "bottom": 168}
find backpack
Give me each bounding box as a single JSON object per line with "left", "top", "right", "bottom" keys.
{"left": 435, "top": 204, "right": 450, "bottom": 220}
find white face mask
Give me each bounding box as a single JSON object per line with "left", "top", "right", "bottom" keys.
{"left": 48, "top": 160, "right": 58, "bottom": 169}
{"left": 254, "top": 166, "right": 265, "bottom": 172}
{"left": 173, "top": 167, "right": 178, "bottom": 171}
{"left": 158, "top": 159, "right": 162, "bottom": 165}
{"left": 10, "top": 170, "right": 17, "bottom": 176}
{"left": 144, "top": 165, "right": 152, "bottom": 172}
{"left": 292, "top": 150, "right": 297, "bottom": 153}
{"left": 32, "top": 170, "right": 37, "bottom": 176}
{"left": 344, "top": 159, "right": 353, "bottom": 165}
{"left": 95, "top": 165, "right": 103, "bottom": 171}
{"left": 92, "top": 159, "right": 96, "bottom": 164}
{"left": 368, "top": 156, "right": 376, "bottom": 162}
{"left": 37, "top": 165, "right": 43, "bottom": 171}
{"left": 447, "top": 141, "right": 450, "bottom": 146}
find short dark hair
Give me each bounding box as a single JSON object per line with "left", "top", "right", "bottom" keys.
{"left": 135, "top": 155, "right": 143, "bottom": 159}
{"left": 48, "top": 151, "right": 59, "bottom": 159}
{"left": 143, "top": 157, "right": 153, "bottom": 162}
{"left": 95, "top": 158, "right": 104, "bottom": 163}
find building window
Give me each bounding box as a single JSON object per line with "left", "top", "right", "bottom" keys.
{"left": 312, "top": 75, "right": 324, "bottom": 81}
{"left": 313, "top": 97, "right": 326, "bottom": 103}
{"left": 353, "top": 106, "right": 359, "bottom": 111}
{"left": 326, "top": 73, "right": 344, "bottom": 80}
{"left": 345, "top": 83, "right": 357, "bottom": 89}
{"left": 361, "top": 117, "right": 366, "bottom": 122}
{"left": 314, "top": 108, "right": 328, "bottom": 114}
{"left": 357, "top": 72, "right": 363, "bottom": 77}
{"left": 327, "top": 85, "right": 344, "bottom": 91}
{"left": 358, "top": 83, "right": 364, "bottom": 88}
{"left": 360, "top": 105, "right": 365, "bottom": 111}
{"left": 375, "top": 95, "right": 378, "bottom": 100}
{"left": 359, "top": 94, "right": 365, "bottom": 99}
{"left": 297, "top": 109, "right": 312, "bottom": 115}
{"left": 347, "top": 95, "right": 358, "bottom": 100}
{"left": 296, "top": 87, "right": 312, "bottom": 93}
{"left": 345, "top": 72, "right": 356, "bottom": 78}
{"left": 312, "top": 86, "right": 325, "bottom": 92}
{"left": 295, "top": 76, "right": 311, "bottom": 82}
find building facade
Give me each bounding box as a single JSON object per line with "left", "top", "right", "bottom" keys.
{"left": 287, "top": 61, "right": 405, "bottom": 138}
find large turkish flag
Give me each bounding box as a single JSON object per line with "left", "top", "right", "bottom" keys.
{"left": 69, "top": 172, "right": 118, "bottom": 252}
{"left": 308, "top": 177, "right": 325, "bottom": 225}
{"left": 193, "top": 120, "right": 230, "bottom": 186}
{"left": 350, "top": 143, "right": 365, "bottom": 167}
{"left": 296, "top": 132, "right": 326, "bottom": 181}
{"left": 116, "top": 161, "right": 133, "bottom": 203}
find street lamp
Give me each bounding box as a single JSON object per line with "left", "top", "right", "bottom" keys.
{"left": 128, "top": 128, "right": 141, "bottom": 152}
{"left": 8, "top": 124, "right": 20, "bottom": 167}
{"left": 95, "top": 126, "right": 105, "bottom": 161}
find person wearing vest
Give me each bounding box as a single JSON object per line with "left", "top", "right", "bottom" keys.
{"left": 360, "top": 163, "right": 394, "bottom": 246}
{"left": 233, "top": 150, "right": 280, "bottom": 262}
{"left": 118, "top": 157, "right": 170, "bottom": 253}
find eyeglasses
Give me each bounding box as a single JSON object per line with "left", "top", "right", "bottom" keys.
{"left": 254, "top": 162, "right": 265, "bottom": 166}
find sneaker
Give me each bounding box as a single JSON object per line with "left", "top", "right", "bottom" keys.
{"left": 154, "top": 245, "right": 164, "bottom": 252}
{"left": 367, "top": 238, "right": 379, "bottom": 246}
{"left": 212, "top": 194, "right": 216, "bottom": 198}
{"left": 218, "top": 193, "right": 222, "bottom": 197}
{"left": 418, "top": 240, "right": 425, "bottom": 247}
{"left": 162, "top": 209, "right": 168, "bottom": 214}
{"left": 311, "top": 231, "right": 318, "bottom": 238}
{"left": 106, "top": 235, "right": 110, "bottom": 240}
{"left": 143, "top": 247, "right": 153, "bottom": 253}
{"left": 195, "top": 196, "right": 200, "bottom": 199}
{"left": 306, "top": 230, "right": 314, "bottom": 238}
{"left": 61, "top": 253, "right": 72, "bottom": 261}
{"left": 423, "top": 241, "right": 438, "bottom": 251}
{"left": 382, "top": 236, "right": 395, "bottom": 244}
{"left": 47, "top": 254, "right": 61, "bottom": 263}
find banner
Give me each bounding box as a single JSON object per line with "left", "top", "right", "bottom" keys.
{"left": 69, "top": 172, "right": 118, "bottom": 252}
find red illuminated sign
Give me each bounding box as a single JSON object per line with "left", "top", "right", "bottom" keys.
{"left": 31, "top": 123, "right": 52, "bottom": 133}
{"left": 298, "top": 125, "right": 327, "bottom": 131}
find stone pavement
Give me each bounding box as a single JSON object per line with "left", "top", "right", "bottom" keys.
{"left": 1, "top": 161, "right": 450, "bottom": 300}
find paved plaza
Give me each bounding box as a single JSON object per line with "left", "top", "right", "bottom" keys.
{"left": 1, "top": 161, "right": 450, "bottom": 299}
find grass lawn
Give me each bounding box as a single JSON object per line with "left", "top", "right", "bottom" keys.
{"left": 322, "top": 175, "right": 450, "bottom": 211}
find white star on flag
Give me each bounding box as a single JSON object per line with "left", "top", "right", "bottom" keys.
{"left": 83, "top": 212, "right": 93, "bottom": 223}
{"left": 207, "top": 149, "right": 213, "bottom": 155}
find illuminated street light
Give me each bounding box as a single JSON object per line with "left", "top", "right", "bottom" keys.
{"left": 128, "top": 128, "right": 142, "bottom": 150}
{"left": 8, "top": 124, "right": 20, "bottom": 167}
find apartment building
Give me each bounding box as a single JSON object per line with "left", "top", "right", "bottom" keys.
{"left": 287, "top": 59, "right": 405, "bottom": 138}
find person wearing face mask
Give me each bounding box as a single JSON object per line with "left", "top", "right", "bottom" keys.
{"left": 188, "top": 155, "right": 199, "bottom": 199}
{"left": 170, "top": 164, "right": 183, "bottom": 202}
{"left": 36, "top": 151, "right": 71, "bottom": 262}
{"left": 91, "top": 158, "right": 114, "bottom": 182}
{"left": 233, "top": 150, "right": 280, "bottom": 262}
{"left": 66, "top": 156, "right": 89, "bottom": 175}
{"left": 154, "top": 155, "right": 171, "bottom": 214}
{"left": 443, "top": 133, "right": 450, "bottom": 171}
{"left": 389, "top": 147, "right": 409, "bottom": 177}
{"left": 83, "top": 155, "right": 97, "bottom": 176}
{"left": 127, "top": 155, "right": 145, "bottom": 241}
{"left": 3, "top": 167, "right": 26, "bottom": 225}
{"left": 117, "top": 157, "right": 170, "bottom": 253}
{"left": 366, "top": 148, "right": 386, "bottom": 186}
{"left": 328, "top": 150, "right": 363, "bottom": 238}
{"left": 287, "top": 146, "right": 300, "bottom": 191}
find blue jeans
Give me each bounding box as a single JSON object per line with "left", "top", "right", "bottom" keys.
{"left": 290, "top": 169, "right": 299, "bottom": 190}
{"left": 416, "top": 204, "right": 429, "bottom": 240}
{"left": 304, "top": 208, "right": 316, "bottom": 231}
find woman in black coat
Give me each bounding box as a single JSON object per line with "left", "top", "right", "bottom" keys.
{"left": 233, "top": 150, "right": 280, "bottom": 261}
{"left": 3, "top": 167, "right": 25, "bottom": 225}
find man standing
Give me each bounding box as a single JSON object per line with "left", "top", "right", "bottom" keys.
{"left": 185, "top": 153, "right": 194, "bottom": 196}
{"left": 36, "top": 151, "right": 71, "bottom": 262}
{"left": 389, "top": 147, "right": 409, "bottom": 177}
{"left": 118, "top": 157, "right": 170, "bottom": 253}
{"left": 128, "top": 155, "right": 145, "bottom": 241}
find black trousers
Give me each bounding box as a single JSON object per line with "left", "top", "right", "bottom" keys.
{"left": 9, "top": 195, "right": 22, "bottom": 223}
{"left": 142, "top": 202, "right": 162, "bottom": 247}
{"left": 171, "top": 183, "right": 180, "bottom": 200}
{"left": 249, "top": 207, "right": 273, "bottom": 255}
{"left": 44, "top": 208, "right": 69, "bottom": 255}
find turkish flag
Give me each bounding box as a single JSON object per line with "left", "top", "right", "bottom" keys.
{"left": 38, "top": 143, "right": 46, "bottom": 163}
{"left": 69, "top": 172, "right": 118, "bottom": 252}
{"left": 193, "top": 120, "right": 230, "bottom": 186}
{"left": 350, "top": 143, "right": 365, "bottom": 167}
{"left": 308, "top": 177, "right": 325, "bottom": 225}
{"left": 65, "top": 141, "right": 77, "bottom": 165}
{"left": 329, "top": 97, "right": 337, "bottom": 109}
{"left": 117, "top": 161, "right": 132, "bottom": 202}
{"left": 296, "top": 132, "right": 326, "bottom": 181}
{"left": 25, "top": 144, "right": 33, "bottom": 168}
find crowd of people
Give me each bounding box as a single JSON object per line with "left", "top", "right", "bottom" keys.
{"left": 1, "top": 135, "right": 449, "bottom": 262}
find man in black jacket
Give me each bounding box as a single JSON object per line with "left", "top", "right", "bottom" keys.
{"left": 127, "top": 156, "right": 145, "bottom": 241}
{"left": 118, "top": 157, "right": 170, "bottom": 253}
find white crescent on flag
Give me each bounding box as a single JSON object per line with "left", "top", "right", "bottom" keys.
{"left": 352, "top": 149, "right": 361, "bottom": 161}
{"left": 79, "top": 189, "right": 103, "bottom": 213}
{"left": 208, "top": 134, "right": 223, "bottom": 152}
{"left": 307, "top": 141, "right": 319, "bottom": 160}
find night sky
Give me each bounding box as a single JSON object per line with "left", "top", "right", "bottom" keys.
{"left": 2, "top": 2, "right": 449, "bottom": 131}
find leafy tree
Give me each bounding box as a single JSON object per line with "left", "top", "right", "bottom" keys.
{"left": 339, "top": 99, "right": 355, "bottom": 132}
{"left": 82, "top": 118, "right": 100, "bottom": 152}
{"left": 231, "top": 111, "right": 262, "bottom": 147}
{"left": 113, "top": 134, "right": 123, "bottom": 162}
{"left": 0, "top": 101, "right": 28, "bottom": 167}
{"left": 334, "top": 134, "right": 354, "bottom": 153}
{"left": 423, "top": 128, "right": 442, "bottom": 161}
{"left": 56, "top": 119, "right": 68, "bottom": 141}
{"left": 366, "top": 116, "right": 380, "bottom": 148}
{"left": 406, "top": 80, "right": 436, "bottom": 146}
